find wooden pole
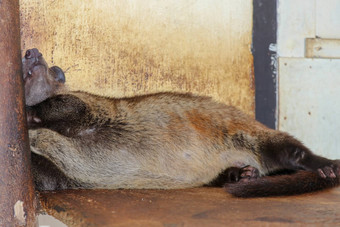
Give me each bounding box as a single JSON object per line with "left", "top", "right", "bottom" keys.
{"left": 0, "top": 0, "right": 37, "bottom": 226}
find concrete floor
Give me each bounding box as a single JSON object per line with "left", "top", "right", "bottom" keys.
{"left": 38, "top": 187, "right": 340, "bottom": 227}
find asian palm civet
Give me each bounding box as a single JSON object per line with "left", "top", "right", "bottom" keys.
{"left": 23, "top": 48, "right": 340, "bottom": 197}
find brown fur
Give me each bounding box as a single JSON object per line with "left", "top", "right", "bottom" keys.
{"left": 225, "top": 170, "right": 340, "bottom": 197}
{"left": 23, "top": 48, "right": 340, "bottom": 197}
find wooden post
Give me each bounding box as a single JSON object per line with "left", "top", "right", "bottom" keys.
{"left": 0, "top": 0, "right": 37, "bottom": 226}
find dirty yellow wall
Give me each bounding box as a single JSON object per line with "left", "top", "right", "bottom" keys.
{"left": 19, "top": 0, "right": 254, "bottom": 115}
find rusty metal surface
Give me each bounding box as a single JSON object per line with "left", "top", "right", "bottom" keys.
{"left": 39, "top": 187, "right": 340, "bottom": 227}
{"left": 0, "top": 0, "right": 36, "bottom": 226}
{"left": 19, "top": 0, "right": 255, "bottom": 116}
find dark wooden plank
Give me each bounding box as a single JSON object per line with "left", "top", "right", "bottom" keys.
{"left": 253, "top": 0, "right": 277, "bottom": 129}
{"left": 39, "top": 187, "right": 340, "bottom": 227}
{"left": 0, "top": 0, "right": 36, "bottom": 226}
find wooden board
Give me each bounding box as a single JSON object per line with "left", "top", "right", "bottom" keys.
{"left": 39, "top": 187, "right": 340, "bottom": 227}
{"left": 19, "top": 0, "right": 254, "bottom": 115}
{"left": 306, "top": 38, "right": 340, "bottom": 59}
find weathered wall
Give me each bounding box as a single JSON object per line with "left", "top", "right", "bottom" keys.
{"left": 278, "top": 0, "right": 340, "bottom": 159}
{"left": 20, "top": 0, "right": 254, "bottom": 115}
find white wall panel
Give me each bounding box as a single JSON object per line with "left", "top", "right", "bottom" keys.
{"left": 316, "top": 0, "right": 340, "bottom": 38}
{"left": 277, "top": 0, "right": 315, "bottom": 57}
{"left": 279, "top": 58, "right": 340, "bottom": 159}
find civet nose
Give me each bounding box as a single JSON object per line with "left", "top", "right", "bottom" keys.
{"left": 25, "top": 50, "right": 31, "bottom": 59}
{"left": 25, "top": 48, "right": 42, "bottom": 59}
